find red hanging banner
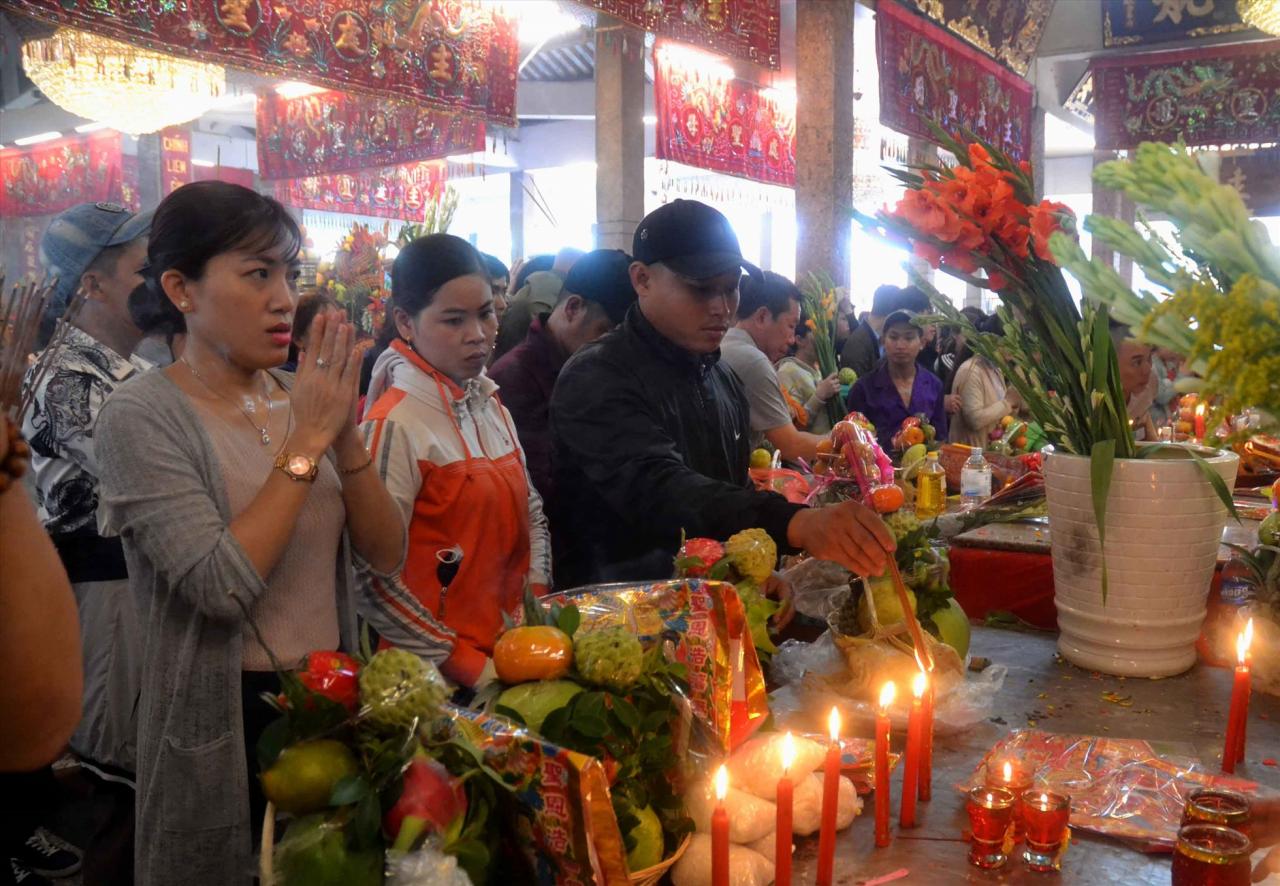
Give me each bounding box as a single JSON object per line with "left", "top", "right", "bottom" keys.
{"left": 160, "top": 126, "right": 193, "bottom": 196}
{"left": 0, "top": 132, "right": 123, "bottom": 217}
{"left": 256, "top": 89, "right": 485, "bottom": 180}
{"left": 5, "top": 0, "right": 518, "bottom": 125}
{"left": 194, "top": 165, "right": 256, "bottom": 189}
{"left": 273, "top": 160, "right": 446, "bottom": 220}
{"left": 575, "top": 0, "right": 780, "bottom": 68}
{"left": 876, "top": 0, "right": 1033, "bottom": 162}
{"left": 653, "top": 45, "right": 795, "bottom": 187}
{"left": 1092, "top": 40, "right": 1280, "bottom": 151}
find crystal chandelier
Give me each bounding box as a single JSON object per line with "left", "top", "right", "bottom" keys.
{"left": 22, "top": 29, "right": 226, "bottom": 135}
{"left": 1238, "top": 0, "right": 1280, "bottom": 35}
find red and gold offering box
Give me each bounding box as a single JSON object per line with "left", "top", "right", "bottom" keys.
{"left": 966, "top": 787, "right": 1015, "bottom": 869}
{"left": 1021, "top": 790, "right": 1071, "bottom": 872}
{"left": 1171, "top": 824, "right": 1252, "bottom": 886}
{"left": 1182, "top": 788, "right": 1251, "bottom": 838}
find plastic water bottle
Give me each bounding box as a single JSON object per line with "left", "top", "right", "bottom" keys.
{"left": 1219, "top": 554, "right": 1258, "bottom": 607}
{"left": 915, "top": 452, "right": 947, "bottom": 518}
{"left": 960, "top": 448, "right": 993, "bottom": 510}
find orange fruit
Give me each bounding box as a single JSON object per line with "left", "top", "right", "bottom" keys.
{"left": 903, "top": 427, "right": 925, "bottom": 447}
{"left": 493, "top": 626, "right": 573, "bottom": 684}
{"left": 816, "top": 438, "right": 835, "bottom": 455}
{"left": 871, "top": 484, "right": 906, "bottom": 513}
{"left": 1013, "top": 435, "right": 1028, "bottom": 450}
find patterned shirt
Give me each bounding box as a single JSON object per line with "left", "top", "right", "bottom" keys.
{"left": 22, "top": 325, "right": 150, "bottom": 536}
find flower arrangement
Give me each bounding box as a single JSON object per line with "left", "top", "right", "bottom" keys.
{"left": 1048, "top": 142, "right": 1280, "bottom": 429}
{"left": 798, "top": 272, "right": 846, "bottom": 426}
{"left": 322, "top": 222, "right": 389, "bottom": 336}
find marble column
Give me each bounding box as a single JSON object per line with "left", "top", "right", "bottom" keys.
{"left": 795, "top": 0, "right": 855, "bottom": 287}
{"left": 594, "top": 16, "right": 646, "bottom": 251}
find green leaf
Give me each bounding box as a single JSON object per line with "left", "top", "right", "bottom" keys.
{"left": 329, "top": 774, "right": 370, "bottom": 807}
{"left": 611, "top": 695, "right": 641, "bottom": 731}
{"left": 255, "top": 716, "right": 289, "bottom": 771}
{"left": 1090, "top": 439, "right": 1116, "bottom": 604}
{"left": 350, "top": 790, "right": 383, "bottom": 851}
{"left": 557, "top": 604, "right": 581, "bottom": 638}
{"left": 492, "top": 705, "right": 527, "bottom": 728}
{"left": 575, "top": 715, "right": 609, "bottom": 738}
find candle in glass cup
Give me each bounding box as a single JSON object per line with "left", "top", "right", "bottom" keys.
{"left": 874, "top": 682, "right": 894, "bottom": 848}
{"left": 966, "top": 787, "right": 1015, "bottom": 869}
{"left": 816, "top": 708, "right": 841, "bottom": 885}
{"left": 986, "top": 760, "right": 1033, "bottom": 841}
{"left": 1182, "top": 788, "right": 1252, "bottom": 838}
{"left": 1021, "top": 790, "right": 1071, "bottom": 872}
{"left": 899, "top": 672, "right": 925, "bottom": 828}
{"left": 711, "top": 765, "right": 729, "bottom": 886}
{"left": 918, "top": 671, "right": 933, "bottom": 802}
{"left": 1172, "top": 824, "right": 1253, "bottom": 886}
{"left": 1222, "top": 623, "right": 1252, "bottom": 774}
{"left": 775, "top": 732, "right": 794, "bottom": 886}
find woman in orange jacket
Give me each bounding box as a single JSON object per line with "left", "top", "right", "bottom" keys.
{"left": 359, "top": 235, "right": 550, "bottom": 688}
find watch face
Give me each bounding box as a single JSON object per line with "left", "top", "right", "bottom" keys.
{"left": 286, "top": 455, "right": 313, "bottom": 477}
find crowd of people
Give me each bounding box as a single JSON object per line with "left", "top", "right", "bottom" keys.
{"left": 0, "top": 181, "right": 1192, "bottom": 885}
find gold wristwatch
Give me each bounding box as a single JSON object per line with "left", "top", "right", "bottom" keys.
{"left": 274, "top": 452, "right": 319, "bottom": 482}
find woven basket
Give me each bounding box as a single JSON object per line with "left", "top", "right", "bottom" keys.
{"left": 630, "top": 834, "right": 691, "bottom": 886}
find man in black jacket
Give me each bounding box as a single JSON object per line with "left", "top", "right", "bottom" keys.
{"left": 549, "top": 200, "right": 895, "bottom": 587}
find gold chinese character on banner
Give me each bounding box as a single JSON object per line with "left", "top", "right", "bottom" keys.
{"left": 1152, "top": 0, "right": 1216, "bottom": 25}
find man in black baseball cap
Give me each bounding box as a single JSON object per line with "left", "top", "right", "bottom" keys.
{"left": 490, "top": 248, "right": 637, "bottom": 513}
{"left": 549, "top": 200, "right": 895, "bottom": 590}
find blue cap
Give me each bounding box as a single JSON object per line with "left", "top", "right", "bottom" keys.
{"left": 41, "top": 202, "right": 153, "bottom": 304}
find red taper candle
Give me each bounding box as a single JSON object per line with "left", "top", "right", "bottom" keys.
{"left": 775, "top": 732, "right": 794, "bottom": 886}
{"left": 816, "top": 708, "right": 841, "bottom": 885}
{"left": 711, "top": 765, "right": 729, "bottom": 886}
{"left": 918, "top": 670, "right": 934, "bottom": 802}
{"left": 900, "top": 672, "right": 925, "bottom": 828}
{"left": 1237, "top": 618, "right": 1254, "bottom": 764}
{"left": 1223, "top": 621, "right": 1253, "bottom": 773}
{"left": 875, "top": 682, "right": 895, "bottom": 848}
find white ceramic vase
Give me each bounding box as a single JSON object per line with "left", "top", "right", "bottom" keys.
{"left": 1043, "top": 446, "right": 1240, "bottom": 678}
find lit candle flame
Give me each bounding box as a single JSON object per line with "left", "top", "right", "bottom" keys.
{"left": 714, "top": 764, "right": 728, "bottom": 802}
{"left": 828, "top": 707, "right": 841, "bottom": 742}
{"left": 1040, "top": 792, "right": 1049, "bottom": 806}
{"left": 1245, "top": 617, "right": 1254, "bottom": 652}
{"left": 879, "top": 681, "right": 896, "bottom": 710}
{"left": 782, "top": 731, "right": 796, "bottom": 775}
{"left": 913, "top": 671, "right": 927, "bottom": 699}
{"left": 1238, "top": 626, "right": 1250, "bottom": 666}
{"left": 1003, "top": 761, "right": 1013, "bottom": 783}
{"left": 985, "top": 792, "right": 995, "bottom": 805}
{"left": 1196, "top": 403, "right": 1206, "bottom": 417}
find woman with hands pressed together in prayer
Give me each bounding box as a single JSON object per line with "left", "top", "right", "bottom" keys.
{"left": 95, "top": 181, "right": 405, "bottom": 886}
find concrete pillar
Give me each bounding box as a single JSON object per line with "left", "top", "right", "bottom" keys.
{"left": 1030, "top": 107, "right": 1047, "bottom": 201}
{"left": 509, "top": 170, "right": 525, "bottom": 263}
{"left": 1090, "top": 150, "right": 1119, "bottom": 270}
{"left": 795, "top": 0, "right": 854, "bottom": 287}
{"left": 594, "top": 16, "right": 646, "bottom": 251}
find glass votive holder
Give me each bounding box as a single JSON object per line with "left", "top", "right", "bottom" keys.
{"left": 966, "top": 787, "right": 1015, "bottom": 869}
{"left": 1182, "top": 788, "right": 1252, "bottom": 838}
{"left": 1021, "top": 790, "right": 1071, "bottom": 872}
{"left": 1171, "top": 824, "right": 1252, "bottom": 886}
{"left": 985, "top": 760, "right": 1033, "bottom": 841}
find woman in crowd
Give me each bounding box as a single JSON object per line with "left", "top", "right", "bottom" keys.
{"left": 95, "top": 181, "right": 405, "bottom": 886}
{"left": 776, "top": 313, "right": 841, "bottom": 435}
{"left": 948, "top": 314, "right": 1021, "bottom": 447}
{"left": 360, "top": 234, "right": 551, "bottom": 690}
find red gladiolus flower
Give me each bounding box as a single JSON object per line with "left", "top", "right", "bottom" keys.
{"left": 1030, "top": 200, "right": 1073, "bottom": 262}
{"left": 968, "top": 143, "right": 993, "bottom": 167}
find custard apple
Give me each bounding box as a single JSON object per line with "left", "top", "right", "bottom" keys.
{"left": 573, "top": 628, "right": 644, "bottom": 692}
{"left": 725, "top": 528, "right": 777, "bottom": 584}
{"left": 358, "top": 648, "right": 448, "bottom": 732}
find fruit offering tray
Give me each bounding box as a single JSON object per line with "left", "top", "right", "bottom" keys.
{"left": 956, "top": 730, "right": 1260, "bottom": 851}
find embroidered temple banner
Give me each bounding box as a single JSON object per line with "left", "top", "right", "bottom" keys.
{"left": 3, "top": 0, "right": 519, "bottom": 124}
{"left": 1092, "top": 39, "right": 1280, "bottom": 150}
{"left": 161, "top": 126, "right": 193, "bottom": 197}
{"left": 0, "top": 132, "right": 123, "bottom": 217}
{"left": 653, "top": 44, "right": 795, "bottom": 187}
{"left": 876, "top": 1, "right": 1033, "bottom": 162}
{"left": 273, "top": 159, "right": 446, "bottom": 220}
{"left": 1103, "top": 0, "right": 1256, "bottom": 47}
{"left": 894, "top": 0, "right": 1055, "bottom": 77}
{"left": 574, "top": 0, "right": 780, "bottom": 68}
{"left": 1220, "top": 149, "right": 1280, "bottom": 217}
{"left": 256, "top": 88, "right": 485, "bottom": 180}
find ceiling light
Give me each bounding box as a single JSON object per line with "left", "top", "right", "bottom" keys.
{"left": 1238, "top": 0, "right": 1280, "bottom": 35}
{"left": 14, "top": 131, "right": 62, "bottom": 146}
{"left": 74, "top": 121, "right": 110, "bottom": 133}
{"left": 22, "top": 28, "right": 225, "bottom": 135}
{"left": 274, "top": 81, "right": 327, "bottom": 99}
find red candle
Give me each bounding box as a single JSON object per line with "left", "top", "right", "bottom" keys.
{"left": 875, "top": 682, "right": 895, "bottom": 848}
{"left": 1195, "top": 402, "right": 1207, "bottom": 440}
{"left": 918, "top": 672, "right": 934, "bottom": 802}
{"left": 1172, "top": 824, "right": 1253, "bottom": 886}
{"left": 775, "top": 732, "right": 794, "bottom": 886}
{"left": 966, "top": 787, "right": 1015, "bottom": 869}
{"left": 1021, "top": 790, "right": 1071, "bottom": 872}
{"left": 1222, "top": 622, "right": 1252, "bottom": 774}
{"left": 1237, "top": 619, "right": 1253, "bottom": 764}
{"left": 899, "top": 672, "right": 925, "bottom": 829}
{"left": 711, "top": 765, "right": 729, "bottom": 886}
{"left": 986, "top": 760, "right": 1033, "bottom": 842}
{"left": 816, "top": 708, "right": 841, "bottom": 885}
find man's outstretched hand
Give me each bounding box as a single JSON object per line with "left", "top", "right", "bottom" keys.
{"left": 787, "top": 500, "right": 896, "bottom": 577}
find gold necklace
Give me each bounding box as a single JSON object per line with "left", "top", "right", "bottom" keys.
{"left": 181, "top": 358, "right": 275, "bottom": 445}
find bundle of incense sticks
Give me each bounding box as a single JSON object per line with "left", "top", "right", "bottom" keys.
{"left": 0, "top": 275, "right": 76, "bottom": 420}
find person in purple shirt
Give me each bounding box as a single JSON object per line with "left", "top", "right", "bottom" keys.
{"left": 847, "top": 309, "right": 948, "bottom": 452}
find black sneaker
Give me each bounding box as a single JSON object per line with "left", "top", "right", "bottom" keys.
{"left": 8, "top": 858, "right": 53, "bottom": 886}
{"left": 13, "top": 829, "right": 80, "bottom": 879}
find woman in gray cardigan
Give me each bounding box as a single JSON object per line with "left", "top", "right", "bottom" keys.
{"left": 96, "top": 182, "right": 406, "bottom": 885}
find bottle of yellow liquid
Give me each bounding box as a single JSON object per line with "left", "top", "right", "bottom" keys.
{"left": 915, "top": 451, "right": 946, "bottom": 518}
